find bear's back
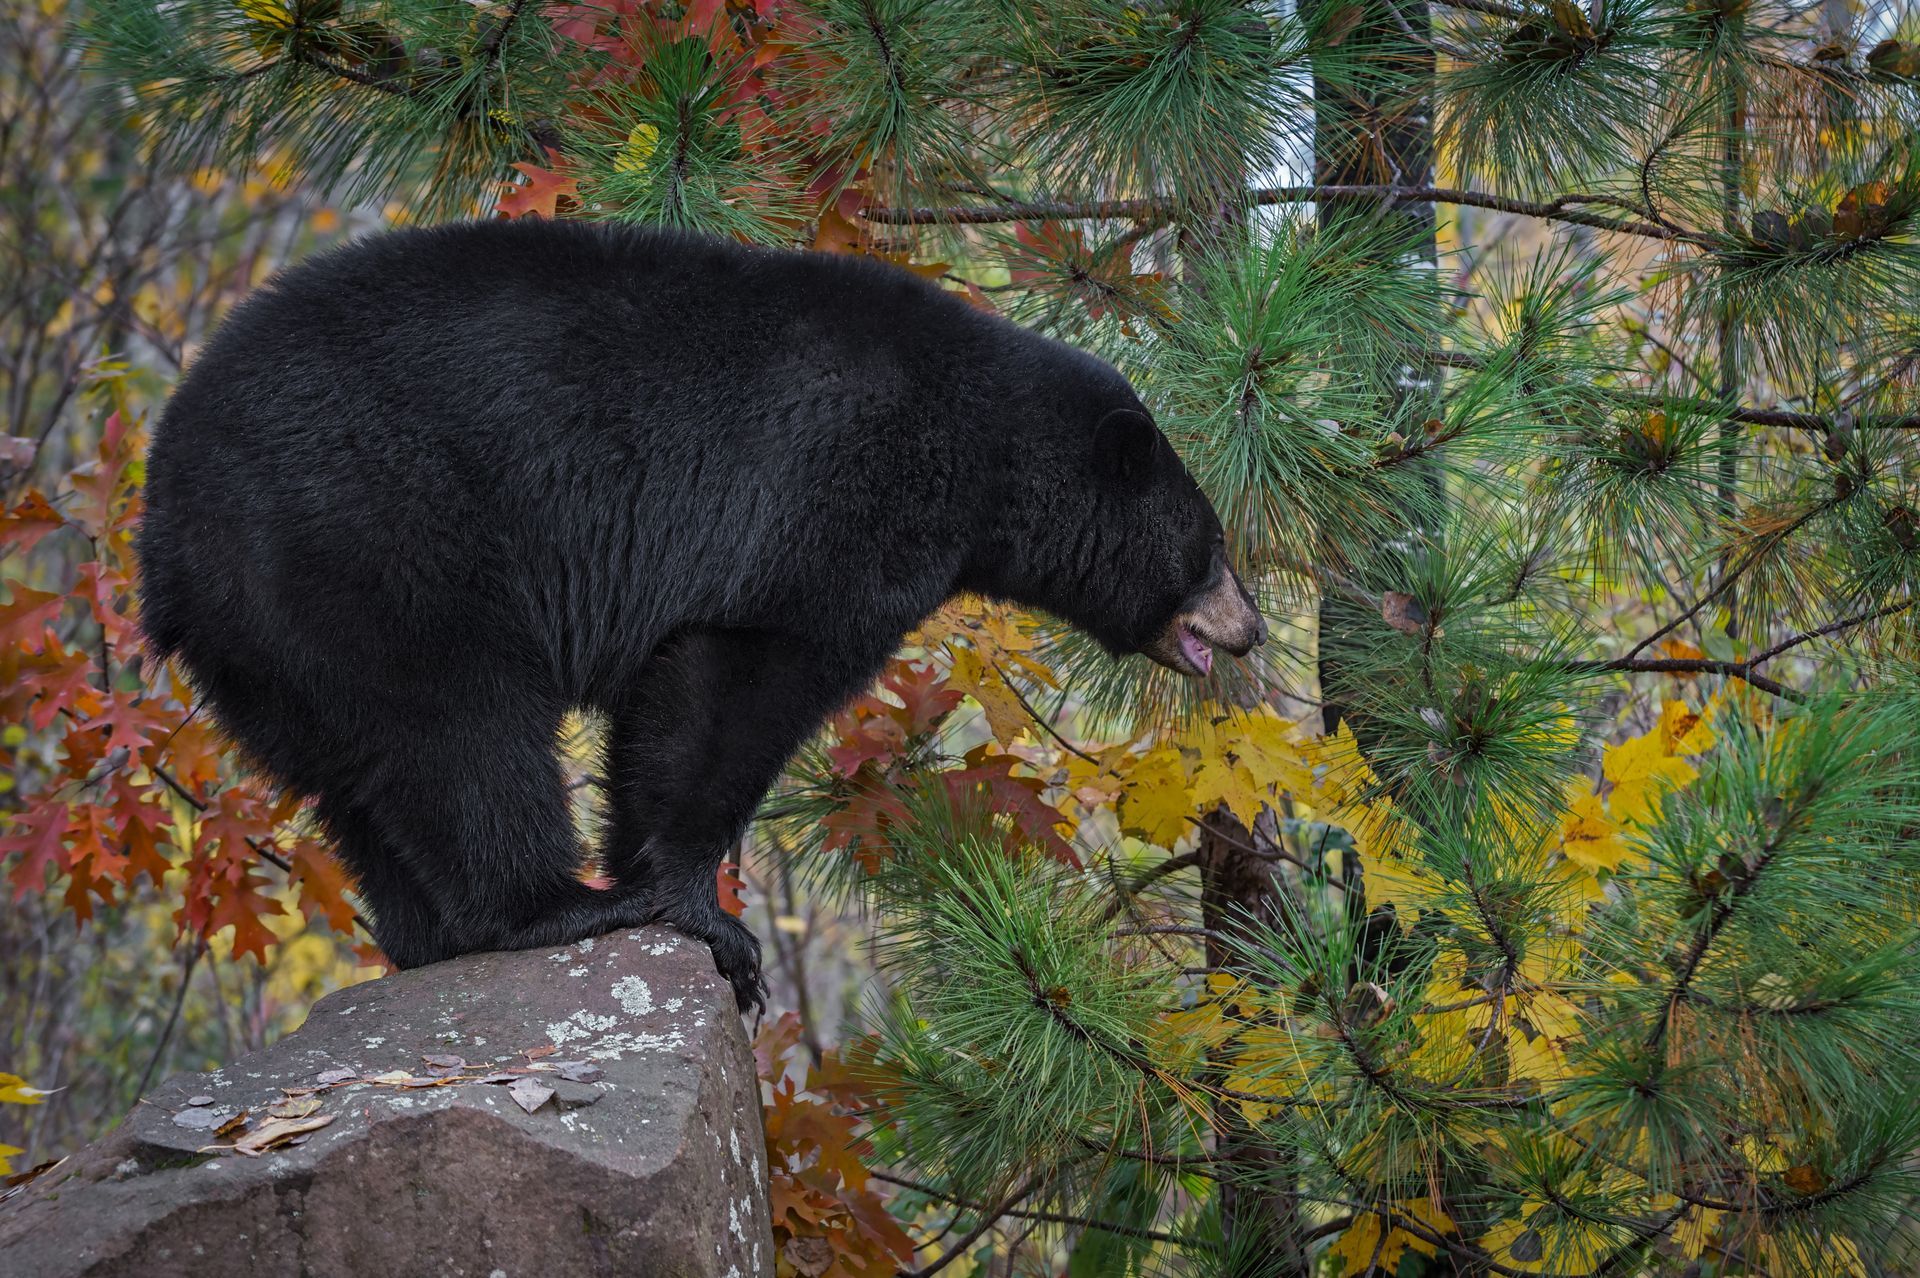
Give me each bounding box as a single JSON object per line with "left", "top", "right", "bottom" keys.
{"left": 137, "top": 221, "right": 1018, "bottom": 677}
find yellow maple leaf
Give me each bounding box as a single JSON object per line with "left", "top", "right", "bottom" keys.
{"left": 1189, "top": 753, "right": 1265, "bottom": 828}
{"left": 1659, "top": 698, "right": 1715, "bottom": 755}
{"left": 1559, "top": 784, "right": 1633, "bottom": 873}
{"left": 1224, "top": 709, "right": 1314, "bottom": 796}
{"left": 1223, "top": 1022, "right": 1316, "bottom": 1122}
{"left": 1328, "top": 1198, "right": 1454, "bottom": 1274}
{"left": 946, "top": 645, "right": 1031, "bottom": 747}
{"left": 1760, "top": 1233, "right": 1867, "bottom": 1277}
{"left": 1115, "top": 745, "right": 1194, "bottom": 848}
{"left": 1480, "top": 1210, "right": 1622, "bottom": 1273}
{"left": 1060, "top": 741, "right": 1136, "bottom": 814}
{"left": 1602, "top": 729, "right": 1698, "bottom": 828}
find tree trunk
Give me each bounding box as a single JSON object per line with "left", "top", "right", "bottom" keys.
{"left": 1310, "top": 0, "right": 1439, "bottom": 738}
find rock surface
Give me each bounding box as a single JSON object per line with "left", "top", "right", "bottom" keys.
{"left": 0, "top": 926, "right": 773, "bottom": 1278}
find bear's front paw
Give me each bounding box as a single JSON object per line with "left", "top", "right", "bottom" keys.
{"left": 655, "top": 901, "right": 766, "bottom": 1014}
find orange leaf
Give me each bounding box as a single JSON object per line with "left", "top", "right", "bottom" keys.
{"left": 497, "top": 161, "right": 579, "bottom": 220}
{"left": 0, "top": 585, "right": 65, "bottom": 652}
{"left": 717, "top": 860, "right": 746, "bottom": 917}
{"left": 0, "top": 492, "right": 66, "bottom": 556}
{"left": 2, "top": 802, "right": 71, "bottom": 899}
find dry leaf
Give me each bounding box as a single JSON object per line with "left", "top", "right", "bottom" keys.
{"left": 213, "top": 1110, "right": 250, "bottom": 1139}
{"left": 313, "top": 1068, "right": 356, "bottom": 1086}
{"left": 234, "top": 1113, "right": 335, "bottom": 1157}
{"left": 171, "top": 1106, "right": 228, "bottom": 1131}
{"left": 268, "top": 1097, "right": 321, "bottom": 1120}
{"left": 1381, "top": 591, "right": 1429, "bottom": 636}
{"left": 1784, "top": 1163, "right": 1825, "bottom": 1194}
{"left": 508, "top": 1077, "right": 555, "bottom": 1115}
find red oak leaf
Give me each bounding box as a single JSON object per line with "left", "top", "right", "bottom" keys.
{"left": 497, "top": 160, "right": 579, "bottom": 220}
{"left": 0, "top": 492, "right": 66, "bottom": 556}
{"left": 3, "top": 801, "right": 71, "bottom": 898}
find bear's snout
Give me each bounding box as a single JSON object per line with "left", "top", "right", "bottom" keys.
{"left": 1141, "top": 558, "right": 1266, "bottom": 678}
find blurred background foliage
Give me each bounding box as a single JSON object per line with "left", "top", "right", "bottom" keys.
{"left": 7, "top": 0, "right": 1920, "bottom": 1274}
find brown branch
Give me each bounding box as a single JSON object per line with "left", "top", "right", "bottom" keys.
{"left": 1421, "top": 350, "right": 1920, "bottom": 432}
{"left": 1575, "top": 656, "right": 1807, "bottom": 704}
{"left": 1747, "top": 598, "right": 1915, "bottom": 665}
{"left": 874, "top": 1170, "right": 1211, "bottom": 1250}
{"left": 476, "top": 0, "right": 533, "bottom": 62}
{"left": 1623, "top": 500, "right": 1835, "bottom": 661}
{"left": 863, "top": 186, "right": 1714, "bottom": 245}
{"left": 901, "top": 1174, "right": 1043, "bottom": 1276}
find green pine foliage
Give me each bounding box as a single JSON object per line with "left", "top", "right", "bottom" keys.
{"left": 82, "top": 0, "right": 1920, "bottom": 1271}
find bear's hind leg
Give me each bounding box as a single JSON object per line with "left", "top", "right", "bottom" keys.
{"left": 315, "top": 798, "right": 453, "bottom": 968}
{"left": 355, "top": 704, "right": 657, "bottom": 965}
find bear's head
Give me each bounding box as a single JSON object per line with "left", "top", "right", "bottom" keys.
{"left": 970, "top": 350, "right": 1266, "bottom": 678}
{"left": 1076, "top": 406, "right": 1268, "bottom": 677}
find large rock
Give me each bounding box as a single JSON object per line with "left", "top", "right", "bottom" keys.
{"left": 0, "top": 926, "right": 773, "bottom": 1278}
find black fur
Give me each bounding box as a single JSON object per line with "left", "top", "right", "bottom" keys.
{"left": 138, "top": 219, "right": 1227, "bottom": 1009}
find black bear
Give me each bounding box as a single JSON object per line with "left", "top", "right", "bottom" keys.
{"left": 138, "top": 219, "right": 1265, "bottom": 1010}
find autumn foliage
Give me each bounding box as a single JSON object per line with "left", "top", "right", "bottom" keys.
{"left": 14, "top": 0, "right": 1920, "bottom": 1272}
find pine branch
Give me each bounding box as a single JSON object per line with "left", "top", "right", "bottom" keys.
{"left": 873, "top": 1170, "right": 1212, "bottom": 1249}
{"left": 1574, "top": 656, "right": 1808, "bottom": 704}
{"left": 863, "top": 186, "right": 1713, "bottom": 245}
{"left": 903, "top": 1173, "right": 1044, "bottom": 1278}
{"left": 1622, "top": 500, "right": 1837, "bottom": 662}
{"left": 1746, "top": 599, "right": 1915, "bottom": 664}
{"left": 1643, "top": 782, "right": 1815, "bottom": 1058}
{"left": 475, "top": 0, "right": 533, "bottom": 62}
{"left": 1424, "top": 351, "right": 1920, "bottom": 432}
{"left": 1433, "top": 0, "right": 1531, "bottom": 18}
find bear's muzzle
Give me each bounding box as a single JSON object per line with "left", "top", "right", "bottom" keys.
{"left": 1143, "top": 556, "right": 1267, "bottom": 678}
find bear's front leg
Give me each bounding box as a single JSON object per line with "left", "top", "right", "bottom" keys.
{"left": 605, "top": 625, "right": 879, "bottom": 1012}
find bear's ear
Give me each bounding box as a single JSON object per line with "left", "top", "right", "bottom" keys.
{"left": 1093, "top": 409, "right": 1159, "bottom": 482}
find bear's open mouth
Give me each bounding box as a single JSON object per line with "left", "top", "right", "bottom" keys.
{"left": 1141, "top": 561, "right": 1266, "bottom": 678}
{"left": 1177, "top": 622, "right": 1214, "bottom": 676}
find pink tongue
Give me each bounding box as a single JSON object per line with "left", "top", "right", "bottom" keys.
{"left": 1179, "top": 625, "right": 1213, "bottom": 675}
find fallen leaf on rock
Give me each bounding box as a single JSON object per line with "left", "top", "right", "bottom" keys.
{"left": 268, "top": 1097, "right": 321, "bottom": 1120}
{"left": 172, "top": 1107, "right": 229, "bottom": 1131}
{"left": 508, "top": 1077, "right": 555, "bottom": 1115}
{"left": 524, "top": 1044, "right": 558, "bottom": 1060}
{"left": 214, "top": 1110, "right": 250, "bottom": 1138}
{"left": 234, "top": 1113, "right": 335, "bottom": 1157}
{"left": 314, "top": 1068, "right": 356, "bottom": 1085}
{"left": 366, "top": 1070, "right": 411, "bottom": 1085}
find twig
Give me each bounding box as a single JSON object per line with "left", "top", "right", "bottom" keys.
{"left": 876, "top": 1170, "right": 1211, "bottom": 1249}
{"left": 132, "top": 939, "right": 204, "bottom": 1098}
{"left": 1575, "top": 656, "right": 1807, "bottom": 704}
{"left": 901, "top": 1174, "right": 1043, "bottom": 1277}
{"left": 864, "top": 185, "right": 1714, "bottom": 246}
{"left": 1747, "top": 598, "right": 1914, "bottom": 665}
